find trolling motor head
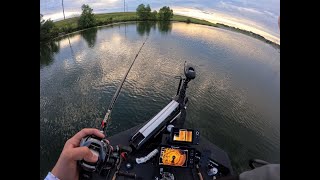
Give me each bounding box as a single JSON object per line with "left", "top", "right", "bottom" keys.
{"left": 184, "top": 63, "right": 196, "bottom": 80}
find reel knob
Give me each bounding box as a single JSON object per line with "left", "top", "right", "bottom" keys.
{"left": 78, "top": 135, "right": 109, "bottom": 172}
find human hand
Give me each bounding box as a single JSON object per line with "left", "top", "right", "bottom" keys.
{"left": 51, "top": 128, "right": 105, "bottom": 180}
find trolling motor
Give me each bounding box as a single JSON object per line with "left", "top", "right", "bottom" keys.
{"left": 129, "top": 62, "right": 196, "bottom": 150}
{"left": 174, "top": 63, "right": 196, "bottom": 127}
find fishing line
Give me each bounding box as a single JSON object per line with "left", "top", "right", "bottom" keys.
{"left": 101, "top": 36, "right": 149, "bottom": 135}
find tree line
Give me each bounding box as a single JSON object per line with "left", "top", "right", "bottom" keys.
{"left": 40, "top": 4, "right": 173, "bottom": 42}
{"left": 136, "top": 4, "right": 173, "bottom": 21}
{"left": 40, "top": 14, "right": 59, "bottom": 42}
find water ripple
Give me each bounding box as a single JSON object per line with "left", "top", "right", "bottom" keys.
{"left": 40, "top": 22, "right": 279, "bottom": 177}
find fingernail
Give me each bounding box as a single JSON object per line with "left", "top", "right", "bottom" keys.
{"left": 92, "top": 153, "right": 98, "bottom": 162}
{"left": 99, "top": 130, "right": 105, "bottom": 137}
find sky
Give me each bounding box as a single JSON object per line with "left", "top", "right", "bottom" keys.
{"left": 40, "top": 0, "right": 280, "bottom": 44}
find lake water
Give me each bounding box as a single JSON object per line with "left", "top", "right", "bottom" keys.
{"left": 40, "top": 22, "right": 280, "bottom": 178}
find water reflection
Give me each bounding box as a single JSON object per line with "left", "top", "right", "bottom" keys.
{"left": 67, "top": 36, "right": 76, "bottom": 62}
{"left": 40, "top": 22, "right": 279, "bottom": 177}
{"left": 136, "top": 21, "right": 156, "bottom": 36}
{"left": 80, "top": 27, "right": 98, "bottom": 48}
{"left": 158, "top": 21, "right": 172, "bottom": 34}
{"left": 136, "top": 21, "right": 172, "bottom": 36}
{"left": 40, "top": 41, "right": 60, "bottom": 67}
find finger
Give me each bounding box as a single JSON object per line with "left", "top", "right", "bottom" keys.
{"left": 68, "top": 146, "right": 99, "bottom": 162}
{"left": 69, "top": 128, "right": 105, "bottom": 145}
{"left": 103, "top": 139, "right": 110, "bottom": 144}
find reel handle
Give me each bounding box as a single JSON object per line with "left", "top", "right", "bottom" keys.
{"left": 78, "top": 135, "right": 109, "bottom": 172}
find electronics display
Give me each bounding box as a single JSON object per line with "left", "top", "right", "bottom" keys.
{"left": 207, "top": 158, "right": 231, "bottom": 177}
{"left": 169, "top": 128, "right": 200, "bottom": 145}
{"left": 173, "top": 129, "right": 193, "bottom": 142}
{"left": 158, "top": 145, "right": 195, "bottom": 168}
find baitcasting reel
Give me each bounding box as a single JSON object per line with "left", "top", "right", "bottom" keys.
{"left": 78, "top": 135, "right": 132, "bottom": 179}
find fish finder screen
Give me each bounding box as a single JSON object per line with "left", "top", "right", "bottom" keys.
{"left": 173, "top": 129, "right": 193, "bottom": 142}
{"left": 159, "top": 147, "right": 188, "bottom": 167}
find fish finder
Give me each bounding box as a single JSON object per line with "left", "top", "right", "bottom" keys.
{"left": 158, "top": 145, "right": 196, "bottom": 168}
{"left": 169, "top": 128, "right": 200, "bottom": 145}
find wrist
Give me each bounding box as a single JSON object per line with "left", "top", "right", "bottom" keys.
{"left": 45, "top": 172, "right": 60, "bottom": 180}
{"left": 51, "top": 155, "right": 69, "bottom": 179}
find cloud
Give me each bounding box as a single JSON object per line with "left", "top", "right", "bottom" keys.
{"left": 172, "top": 7, "right": 279, "bottom": 44}
{"left": 43, "top": 11, "right": 80, "bottom": 21}
{"left": 263, "top": 10, "right": 278, "bottom": 19}
{"left": 40, "top": 0, "right": 280, "bottom": 43}
{"left": 218, "top": 1, "right": 263, "bottom": 14}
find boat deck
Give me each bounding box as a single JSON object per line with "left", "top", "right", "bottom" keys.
{"left": 92, "top": 125, "right": 234, "bottom": 180}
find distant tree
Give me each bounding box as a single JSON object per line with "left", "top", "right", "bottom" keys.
{"left": 186, "top": 18, "right": 191, "bottom": 24}
{"left": 40, "top": 14, "right": 59, "bottom": 42}
{"left": 40, "top": 14, "right": 44, "bottom": 27}
{"left": 136, "top": 4, "right": 152, "bottom": 20}
{"left": 136, "top": 4, "right": 145, "bottom": 19}
{"left": 78, "top": 4, "right": 96, "bottom": 28}
{"left": 146, "top": 4, "right": 151, "bottom": 14}
{"left": 158, "top": 6, "right": 173, "bottom": 21}
{"left": 150, "top": 10, "right": 157, "bottom": 20}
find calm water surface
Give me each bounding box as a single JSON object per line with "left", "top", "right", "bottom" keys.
{"left": 40, "top": 22, "right": 280, "bottom": 178}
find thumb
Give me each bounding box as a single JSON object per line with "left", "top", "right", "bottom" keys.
{"left": 69, "top": 146, "right": 99, "bottom": 162}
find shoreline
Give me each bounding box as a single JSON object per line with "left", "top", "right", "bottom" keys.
{"left": 51, "top": 12, "right": 280, "bottom": 48}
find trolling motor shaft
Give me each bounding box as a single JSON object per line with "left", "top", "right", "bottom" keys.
{"left": 129, "top": 63, "right": 196, "bottom": 150}
{"left": 177, "top": 63, "right": 196, "bottom": 104}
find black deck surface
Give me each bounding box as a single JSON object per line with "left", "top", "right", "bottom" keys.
{"left": 92, "top": 125, "right": 234, "bottom": 180}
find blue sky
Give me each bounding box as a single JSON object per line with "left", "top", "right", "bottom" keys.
{"left": 40, "top": 0, "right": 280, "bottom": 44}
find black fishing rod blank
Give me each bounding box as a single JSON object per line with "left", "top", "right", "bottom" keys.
{"left": 101, "top": 36, "right": 149, "bottom": 135}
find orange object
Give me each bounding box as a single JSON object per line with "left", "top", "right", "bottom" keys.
{"left": 173, "top": 129, "right": 193, "bottom": 142}
{"left": 160, "top": 148, "right": 187, "bottom": 167}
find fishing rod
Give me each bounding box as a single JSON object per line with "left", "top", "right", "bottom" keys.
{"left": 79, "top": 37, "right": 148, "bottom": 179}
{"left": 100, "top": 36, "right": 149, "bottom": 135}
